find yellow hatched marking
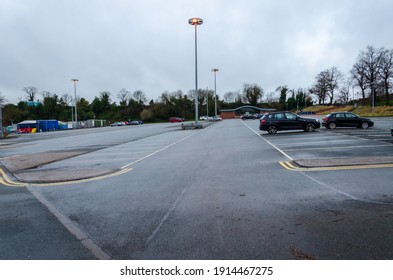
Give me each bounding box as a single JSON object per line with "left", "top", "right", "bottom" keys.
{"left": 0, "top": 168, "right": 26, "bottom": 186}
{"left": 279, "top": 161, "right": 393, "bottom": 172}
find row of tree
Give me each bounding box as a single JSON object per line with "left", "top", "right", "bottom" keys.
{"left": 1, "top": 84, "right": 271, "bottom": 126}
{"left": 310, "top": 46, "right": 393, "bottom": 105}
{"left": 1, "top": 46, "right": 392, "bottom": 126}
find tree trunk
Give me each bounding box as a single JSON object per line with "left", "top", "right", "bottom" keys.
{"left": 361, "top": 89, "right": 366, "bottom": 105}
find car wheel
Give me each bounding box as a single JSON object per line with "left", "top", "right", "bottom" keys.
{"left": 328, "top": 122, "right": 337, "bottom": 129}
{"left": 305, "top": 123, "right": 316, "bottom": 132}
{"left": 267, "top": 125, "right": 278, "bottom": 134}
{"left": 361, "top": 122, "right": 369, "bottom": 129}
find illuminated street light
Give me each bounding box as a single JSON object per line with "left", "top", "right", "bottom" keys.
{"left": 188, "top": 17, "right": 203, "bottom": 126}
{"left": 211, "top": 68, "right": 219, "bottom": 117}
{"left": 71, "top": 79, "right": 79, "bottom": 128}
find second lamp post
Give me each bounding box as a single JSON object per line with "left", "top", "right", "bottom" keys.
{"left": 211, "top": 68, "right": 219, "bottom": 117}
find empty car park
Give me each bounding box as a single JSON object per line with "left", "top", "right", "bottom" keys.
{"left": 253, "top": 116, "right": 393, "bottom": 161}
{"left": 1, "top": 118, "right": 393, "bottom": 260}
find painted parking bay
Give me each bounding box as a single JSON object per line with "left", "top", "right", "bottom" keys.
{"left": 238, "top": 117, "right": 393, "bottom": 171}
{"left": 265, "top": 128, "right": 393, "bottom": 170}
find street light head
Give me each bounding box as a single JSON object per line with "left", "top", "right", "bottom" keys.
{"left": 71, "top": 79, "right": 79, "bottom": 83}
{"left": 211, "top": 68, "right": 219, "bottom": 72}
{"left": 188, "top": 18, "right": 203, "bottom": 25}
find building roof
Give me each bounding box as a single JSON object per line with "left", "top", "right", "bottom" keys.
{"left": 220, "top": 105, "right": 276, "bottom": 113}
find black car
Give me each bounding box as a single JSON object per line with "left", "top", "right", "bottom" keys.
{"left": 322, "top": 112, "right": 373, "bottom": 129}
{"left": 259, "top": 111, "right": 320, "bottom": 134}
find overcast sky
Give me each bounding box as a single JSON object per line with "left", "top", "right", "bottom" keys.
{"left": 1, "top": 0, "right": 393, "bottom": 105}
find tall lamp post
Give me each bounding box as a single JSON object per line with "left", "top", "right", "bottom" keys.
{"left": 71, "top": 79, "right": 79, "bottom": 128}
{"left": 211, "top": 68, "right": 219, "bottom": 117}
{"left": 188, "top": 17, "right": 203, "bottom": 126}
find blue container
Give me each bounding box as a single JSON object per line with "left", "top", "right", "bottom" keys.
{"left": 37, "top": 120, "right": 59, "bottom": 132}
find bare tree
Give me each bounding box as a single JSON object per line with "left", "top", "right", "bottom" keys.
{"left": 361, "top": 46, "right": 384, "bottom": 90}
{"left": 41, "top": 91, "right": 53, "bottom": 99}
{"left": 61, "top": 93, "right": 73, "bottom": 106}
{"left": 223, "top": 91, "right": 236, "bottom": 103}
{"left": 352, "top": 46, "right": 385, "bottom": 105}
{"left": 311, "top": 72, "right": 328, "bottom": 105}
{"left": 351, "top": 58, "right": 368, "bottom": 103}
{"left": 22, "top": 86, "right": 38, "bottom": 101}
{"left": 160, "top": 91, "right": 171, "bottom": 104}
{"left": 351, "top": 45, "right": 393, "bottom": 106}
{"left": 117, "top": 88, "right": 130, "bottom": 106}
{"left": 242, "top": 83, "right": 264, "bottom": 105}
{"left": 264, "top": 92, "right": 278, "bottom": 104}
{"left": 380, "top": 48, "right": 393, "bottom": 105}
{"left": 132, "top": 90, "right": 147, "bottom": 105}
{"left": 325, "top": 67, "right": 344, "bottom": 105}
{"left": 311, "top": 67, "right": 343, "bottom": 105}
{"left": 337, "top": 79, "right": 352, "bottom": 104}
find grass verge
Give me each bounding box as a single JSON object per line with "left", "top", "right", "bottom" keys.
{"left": 302, "top": 105, "right": 393, "bottom": 117}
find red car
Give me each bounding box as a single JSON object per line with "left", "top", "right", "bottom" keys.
{"left": 169, "top": 117, "right": 184, "bottom": 123}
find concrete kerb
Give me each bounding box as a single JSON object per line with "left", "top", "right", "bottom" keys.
{"left": 14, "top": 169, "right": 119, "bottom": 184}
{"left": 181, "top": 121, "right": 214, "bottom": 130}
{"left": 0, "top": 151, "right": 117, "bottom": 184}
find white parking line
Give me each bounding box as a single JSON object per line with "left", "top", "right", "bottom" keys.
{"left": 274, "top": 138, "right": 367, "bottom": 146}
{"left": 27, "top": 186, "right": 112, "bottom": 259}
{"left": 263, "top": 134, "right": 337, "bottom": 141}
{"left": 121, "top": 130, "right": 204, "bottom": 169}
{"left": 366, "top": 133, "right": 392, "bottom": 136}
{"left": 283, "top": 144, "right": 392, "bottom": 152}
{"left": 241, "top": 121, "right": 294, "bottom": 161}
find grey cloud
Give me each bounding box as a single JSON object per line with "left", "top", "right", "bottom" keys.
{"left": 1, "top": 0, "right": 393, "bottom": 104}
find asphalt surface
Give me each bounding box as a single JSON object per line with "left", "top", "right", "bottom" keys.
{"left": 0, "top": 186, "right": 95, "bottom": 259}
{"left": 1, "top": 118, "right": 393, "bottom": 259}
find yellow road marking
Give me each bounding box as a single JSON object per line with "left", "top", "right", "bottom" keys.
{"left": 0, "top": 167, "right": 133, "bottom": 187}
{"left": 0, "top": 178, "right": 22, "bottom": 187}
{"left": 279, "top": 161, "right": 293, "bottom": 170}
{"left": 0, "top": 168, "right": 25, "bottom": 186}
{"left": 279, "top": 161, "right": 393, "bottom": 172}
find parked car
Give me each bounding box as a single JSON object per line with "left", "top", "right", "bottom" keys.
{"left": 322, "top": 112, "right": 374, "bottom": 129}
{"left": 128, "top": 120, "right": 143, "bottom": 125}
{"left": 259, "top": 111, "right": 320, "bottom": 134}
{"left": 110, "top": 122, "right": 126, "bottom": 126}
{"left": 169, "top": 117, "right": 184, "bottom": 123}
{"left": 241, "top": 114, "right": 255, "bottom": 120}
{"left": 208, "top": 116, "right": 222, "bottom": 121}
